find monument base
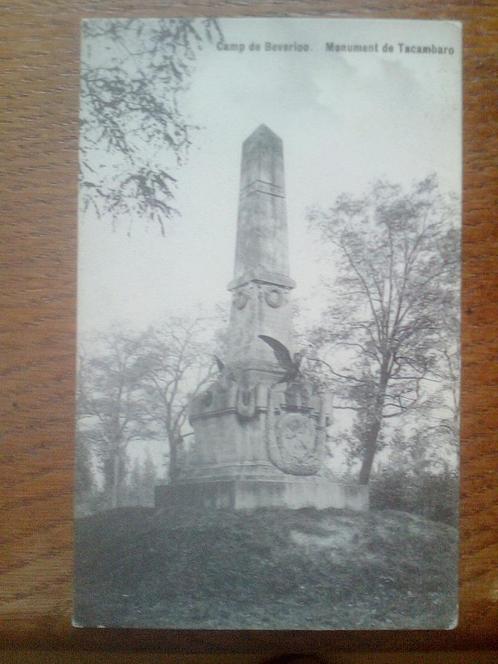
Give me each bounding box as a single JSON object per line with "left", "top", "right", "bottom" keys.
{"left": 155, "top": 477, "right": 368, "bottom": 512}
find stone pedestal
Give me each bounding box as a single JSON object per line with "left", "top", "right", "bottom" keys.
{"left": 155, "top": 380, "right": 368, "bottom": 512}
{"left": 156, "top": 477, "right": 369, "bottom": 512}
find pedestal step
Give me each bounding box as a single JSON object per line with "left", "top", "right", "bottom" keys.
{"left": 155, "top": 477, "right": 369, "bottom": 512}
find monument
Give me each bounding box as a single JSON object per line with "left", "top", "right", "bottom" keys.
{"left": 156, "top": 125, "right": 368, "bottom": 512}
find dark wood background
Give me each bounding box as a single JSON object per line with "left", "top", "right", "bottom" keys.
{"left": 1, "top": 1, "right": 497, "bottom": 659}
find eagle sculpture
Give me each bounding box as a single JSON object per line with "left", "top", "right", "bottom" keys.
{"left": 258, "top": 335, "right": 305, "bottom": 385}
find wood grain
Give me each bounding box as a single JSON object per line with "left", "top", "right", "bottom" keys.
{"left": 1, "top": 0, "right": 497, "bottom": 656}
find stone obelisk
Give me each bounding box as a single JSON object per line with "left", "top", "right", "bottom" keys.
{"left": 155, "top": 126, "right": 369, "bottom": 513}
{"left": 226, "top": 124, "right": 296, "bottom": 381}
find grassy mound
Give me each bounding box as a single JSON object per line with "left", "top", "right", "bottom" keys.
{"left": 74, "top": 506, "right": 457, "bottom": 629}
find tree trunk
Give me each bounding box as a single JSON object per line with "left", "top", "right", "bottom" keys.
{"left": 359, "top": 360, "right": 389, "bottom": 485}
{"left": 111, "top": 452, "right": 119, "bottom": 509}
{"left": 359, "top": 416, "right": 382, "bottom": 485}
{"left": 169, "top": 435, "right": 178, "bottom": 483}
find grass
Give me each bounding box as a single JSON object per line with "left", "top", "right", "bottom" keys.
{"left": 74, "top": 506, "right": 458, "bottom": 629}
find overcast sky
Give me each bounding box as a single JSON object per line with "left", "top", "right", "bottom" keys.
{"left": 78, "top": 17, "right": 461, "bottom": 338}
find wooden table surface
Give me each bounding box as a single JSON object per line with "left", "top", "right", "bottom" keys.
{"left": 1, "top": 0, "right": 497, "bottom": 659}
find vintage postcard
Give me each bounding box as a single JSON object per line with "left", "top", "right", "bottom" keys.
{"left": 75, "top": 17, "right": 462, "bottom": 629}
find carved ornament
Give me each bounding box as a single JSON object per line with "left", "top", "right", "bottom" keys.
{"left": 264, "top": 287, "right": 283, "bottom": 308}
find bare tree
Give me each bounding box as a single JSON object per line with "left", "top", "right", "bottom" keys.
{"left": 77, "top": 313, "right": 222, "bottom": 510}
{"left": 308, "top": 175, "right": 460, "bottom": 484}
{"left": 139, "top": 316, "right": 217, "bottom": 481}
{"left": 77, "top": 331, "right": 154, "bottom": 508}
{"left": 80, "top": 18, "right": 221, "bottom": 234}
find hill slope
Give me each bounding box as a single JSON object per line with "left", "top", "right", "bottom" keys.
{"left": 74, "top": 506, "right": 457, "bottom": 629}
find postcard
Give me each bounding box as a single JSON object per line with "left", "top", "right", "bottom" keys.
{"left": 75, "top": 17, "right": 461, "bottom": 629}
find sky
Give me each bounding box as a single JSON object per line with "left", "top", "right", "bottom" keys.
{"left": 78, "top": 17, "right": 462, "bottom": 337}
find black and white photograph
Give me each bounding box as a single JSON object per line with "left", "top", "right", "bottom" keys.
{"left": 75, "top": 17, "right": 462, "bottom": 630}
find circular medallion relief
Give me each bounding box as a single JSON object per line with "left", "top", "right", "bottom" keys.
{"left": 267, "top": 411, "right": 321, "bottom": 475}
{"left": 277, "top": 413, "right": 315, "bottom": 461}
{"left": 233, "top": 290, "right": 249, "bottom": 310}
{"left": 265, "top": 287, "right": 283, "bottom": 308}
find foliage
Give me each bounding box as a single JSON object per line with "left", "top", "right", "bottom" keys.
{"left": 77, "top": 331, "right": 155, "bottom": 509}
{"left": 370, "top": 466, "right": 458, "bottom": 526}
{"left": 126, "top": 457, "right": 143, "bottom": 506}
{"left": 80, "top": 18, "right": 221, "bottom": 234}
{"left": 75, "top": 431, "right": 96, "bottom": 516}
{"left": 138, "top": 316, "right": 217, "bottom": 480}
{"left": 307, "top": 175, "right": 460, "bottom": 484}
{"left": 369, "top": 422, "right": 458, "bottom": 526}
{"left": 124, "top": 450, "right": 158, "bottom": 507}
{"left": 76, "top": 314, "right": 221, "bottom": 510}
{"left": 75, "top": 430, "right": 94, "bottom": 496}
